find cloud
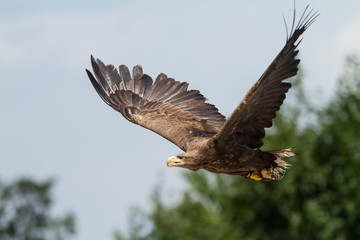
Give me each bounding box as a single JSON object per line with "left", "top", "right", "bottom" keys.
{"left": 0, "top": 12, "right": 121, "bottom": 68}
{"left": 0, "top": 37, "right": 24, "bottom": 65}
{"left": 335, "top": 14, "right": 360, "bottom": 56}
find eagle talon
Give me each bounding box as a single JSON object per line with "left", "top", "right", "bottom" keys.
{"left": 249, "top": 171, "right": 262, "bottom": 181}
{"left": 249, "top": 169, "right": 272, "bottom": 181}
{"left": 261, "top": 169, "right": 272, "bottom": 179}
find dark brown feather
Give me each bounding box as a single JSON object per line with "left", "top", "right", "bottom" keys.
{"left": 86, "top": 57, "right": 226, "bottom": 151}
{"left": 214, "top": 6, "right": 319, "bottom": 151}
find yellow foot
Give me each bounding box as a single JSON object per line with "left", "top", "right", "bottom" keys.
{"left": 261, "top": 169, "right": 271, "bottom": 178}
{"left": 249, "top": 169, "right": 272, "bottom": 181}
{"left": 249, "top": 171, "right": 262, "bottom": 181}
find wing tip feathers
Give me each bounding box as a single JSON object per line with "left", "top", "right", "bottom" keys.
{"left": 86, "top": 57, "right": 226, "bottom": 127}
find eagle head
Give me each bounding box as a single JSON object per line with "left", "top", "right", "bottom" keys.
{"left": 167, "top": 153, "right": 200, "bottom": 171}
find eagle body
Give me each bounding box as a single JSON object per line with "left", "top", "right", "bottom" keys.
{"left": 87, "top": 6, "right": 318, "bottom": 181}
{"left": 171, "top": 136, "right": 289, "bottom": 180}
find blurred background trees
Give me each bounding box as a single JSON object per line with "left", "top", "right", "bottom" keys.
{"left": 114, "top": 54, "right": 360, "bottom": 240}
{"left": 0, "top": 178, "right": 75, "bottom": 240}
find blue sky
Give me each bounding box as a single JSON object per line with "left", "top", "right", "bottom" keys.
{"left": 1, "top": 1, "right": 360, "bottom": 239}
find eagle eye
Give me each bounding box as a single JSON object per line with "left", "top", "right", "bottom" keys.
{"left": 178, "top": 155, "right": 183, "bottom": 160}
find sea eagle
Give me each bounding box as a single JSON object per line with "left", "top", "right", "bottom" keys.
{"left": 87, "top": 6, "right": 318, "bottom": 181}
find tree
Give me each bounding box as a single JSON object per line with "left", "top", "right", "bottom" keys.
{"left": 114, "top": 55, "right": 360, "bottom": 240}
{"left": 0, "top": 178, "right": 75, "bottom": 240}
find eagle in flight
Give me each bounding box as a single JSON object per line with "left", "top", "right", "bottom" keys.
{"left": 87, "top": 6, "right": 318, "bottom": 181}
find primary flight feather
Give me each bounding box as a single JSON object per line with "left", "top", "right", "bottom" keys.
{"left": 87, "top": 6, "right": 318, "bottom": 181}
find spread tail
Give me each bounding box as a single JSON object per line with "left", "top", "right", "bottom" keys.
{"left": 267, "top": 147, "right": 296, "bottom": 180}
{"left": 247, "top": 148, "right": 296, "bottom": 181}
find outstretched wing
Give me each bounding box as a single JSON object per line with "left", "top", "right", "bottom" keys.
{"left": 214, "top": 6, "right": 318, "bottom": 151}
{"left": 87, "top": 56, "right": 226, "bottom": 151}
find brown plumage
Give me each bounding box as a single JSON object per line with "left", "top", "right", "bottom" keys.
{"left": 86, "top": 6, "right": 318, "bottom": 181}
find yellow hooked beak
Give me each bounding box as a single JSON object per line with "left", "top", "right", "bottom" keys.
{"left": 167, "top": 156, "right": 183, "bottom": 167}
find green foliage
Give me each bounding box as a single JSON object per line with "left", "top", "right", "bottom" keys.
{"left": 115, "top": 55, "right": 360, "bottom": 240}
{"left": 0, "top": 178, "right": 75, "bottom": 240}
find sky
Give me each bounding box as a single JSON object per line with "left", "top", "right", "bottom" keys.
{"left": 1, "top": 0, "right": 360, "bottom": 239}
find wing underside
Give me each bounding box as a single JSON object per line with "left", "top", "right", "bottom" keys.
{"left": 87, "top": 57, "right": 226, "bottom": 151}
